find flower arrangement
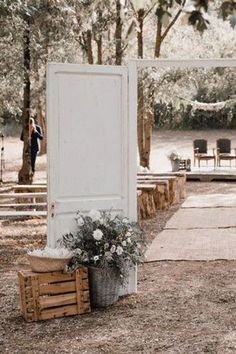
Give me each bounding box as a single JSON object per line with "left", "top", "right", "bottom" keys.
{"left": 59, "top": 209, "right": 145, "bottom": 281}
{"left": 167, "top": 149, "right": 182, "bottom": 161}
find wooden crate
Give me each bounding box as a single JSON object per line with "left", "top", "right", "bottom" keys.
{"left": 18, "top": 268, "right": 91, "bottom": 322}
{"left": 178, "top": 159, "right": 191, "bottom": 172}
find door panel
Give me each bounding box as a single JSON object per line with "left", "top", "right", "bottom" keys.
{"left": 46, "top": 64, "right": 136, "bottom": 247}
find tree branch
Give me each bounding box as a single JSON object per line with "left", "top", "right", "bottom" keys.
{"left": 143, "top": 4, "right": 155, "bottom": 19}
{"left": 161, "top": 0, "right": 186, "bottom": 42}
{"left": 121, "top": 43, "right": 128, "bottom": 55}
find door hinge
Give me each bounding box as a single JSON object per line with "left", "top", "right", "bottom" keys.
{"left": 50, "top": 202, "right": 55, "bottom": 218}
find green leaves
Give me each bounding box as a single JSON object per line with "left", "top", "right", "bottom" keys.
{"left": 220, "top": 0, "right": 236, "bottom": 21}
{"left": 155, "top": 0, "right": 209, "bottom": 32}
{"left": 188, "top": 10, "right": 209, "bottom": 32}
{"left": 192, "top": 0, "right": 208, "bottom": 12}
{"left": 60, "top": 210, "right": 145, "bottom": 279}
{"left": 155, "top": 6, "right": 165, "bottom": 20}
{"left": 175, "top": 0, "right": 184, "bottom": 5}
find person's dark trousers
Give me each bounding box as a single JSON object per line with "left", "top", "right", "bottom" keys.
{"left": 31, "top": 152, "right": 37, "bottom": 173}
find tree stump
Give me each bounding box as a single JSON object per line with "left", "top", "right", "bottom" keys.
{"left": 137, "top": 178, "right": 170, "bottom": 210}
{"left": 137, "top": 184, "right": 156, "bottom": 219}
{"left": 137, "top": 172, "right": 186, "bottom": 205}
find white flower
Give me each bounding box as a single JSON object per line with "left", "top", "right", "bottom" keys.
{"left": 88, "top": 209, "right": 101, "bottom": 222}
{"left": 93, "top": 229, "right": 103, "bottom": 241}
{"left": 122, "top": 240, "right": 126, "bottom": 247}
{"left": 94, "top": 255, "right": 99, "bottom": 261}
{"left": 125, "top": 232, "right": 131, "bottom": 237}
{"left": 116, "top": 246, "right": 123, "bottom": 255}
{"left": 127, "top": 237, "right": 131, "bottom": 244}
{"left": 104, "top": 243, "right": 109, "bottom": 250}
{"left": 110, "top": 245, "right": 116, "bottom": 253}
{"left": 75, "top": 248, "right": 82, "bottom": 256}
{"left": 122, "top": 218, "right": 128, "bottom": 224}
{"left": 76, "top": 216, "right": 84, "bottom": 227}
{"left": 105, "top": 251, "right": 113, "bottom": 260}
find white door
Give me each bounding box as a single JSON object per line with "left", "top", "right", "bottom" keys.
{"left": 46, "top": 63, "right": 137, "bottom": 247}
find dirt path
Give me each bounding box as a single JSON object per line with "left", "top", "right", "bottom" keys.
{"left": 1, "top": 182, "right": 236, "bottom": 353}
{"left": 1, "top": 133, "right": 236, "bottom": 353}
{"left": 1, "top": 261, "right": 236, "bottom": 353}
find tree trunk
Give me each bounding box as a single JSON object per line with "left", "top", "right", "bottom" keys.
{"left": 39, "top": 4, "right": 49, "bottom": 156}
{"left": 86, "top": 30, "right": 94, "bottom": 64}
{"left": 18, "top": 18, "right": 32, "bottom": 185}
{"left": 137, "top": 81, "right": 145, "bottom": 167}
{"left": 136, "top": 9, "right": 153, "bottom": 168}
{"left": 115, "top": 0, "right": 122, "bottom": 65}
{"left": 137, "top": 9, "right": 144, "bottom": 58}
{"left": 37, "top": 105, "right": 47, "bottom": 155}
{"left": 96, "top": 35, "right": 102, "bottom": 64}
{"left": 107, "top": 29, "right": 113, "bottom": 64}
{"left": 142, "top": 111, "right": 153, "bottom": 169}
{"left": 154, "top": 21, "right": 162, "bottom": 58}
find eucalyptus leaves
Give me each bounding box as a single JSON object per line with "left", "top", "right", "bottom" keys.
{"left": 60, "top": 210, "right": 145, "bottom": 280}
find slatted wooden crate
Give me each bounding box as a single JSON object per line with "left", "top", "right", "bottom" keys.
{"left": 18, "top": 268, "right": 91, "bottom": 322}
{"left": 178, "top": 159, "right": 191, "bottom": 172}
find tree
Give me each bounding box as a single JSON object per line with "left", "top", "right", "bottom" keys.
{"left": 0, "top": 1, "right": 24, "bottom": 122}
{"left": 1, "top": 0, "right": 235, "bottom": 174}
{"left": 74, "top": 0, "right": 113, "bottom": 65}
{"left": 134, "top": 0, "right": 235, "bottom": 168}
{"left": 220, "top": 0, "right": 236, "bottom": 20}
{"left": 19, "top": 12, "right": 32, "bottom": 184}
{"left": 1, "top": 0, "right": 76, "bottom": 183}
{"left": 128, "top": 1, "right": 157, "bottom": 168}
{"left": 154, "top": 0, "right": 210, "bottom": 58}
{"left": 0, "top": 1, "right": 34, "bottom": 184}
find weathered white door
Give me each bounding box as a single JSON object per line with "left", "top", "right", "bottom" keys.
{"left": 46, "top": 63, "right": 136, "bottom": 248}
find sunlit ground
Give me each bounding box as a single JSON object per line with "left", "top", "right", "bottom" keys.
{"left": 1, "top": 129, "right": 236, "bottom": 183}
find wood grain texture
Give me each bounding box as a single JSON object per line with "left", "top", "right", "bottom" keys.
{"left": 18, "top": 268, "right": 91, "bottom": 322}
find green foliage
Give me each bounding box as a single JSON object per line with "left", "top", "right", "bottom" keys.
{"left": 60, "top": 210, "right": 145, "bottom": 281}
{"left": 0, "top": 0, "right": 235, "bottom": 132}
{"left": 154, "top": 66, "right": 236, "bottom": 130}
{"left": 188, "top": 10, "right": 209, "bottom": 31}
{"left": 220, "top": 0, "right": 236, "bottom": 20}
{"left": 155, "top": 0, "right": 210, "bottom": 32}
{"left": 194, "top": 0, "right": 209, "bottom": 12}
{"left": 0, "top": 110, "right": 20, "bottom": 125}
{"left": 154, "top": 100, "right": 175, "bottom": 128}
{"left": 193, "top": 68, "right": 236, "bottom": 103}
{"left": 154, "top": 101, "right": 236, "bottom": 129}
{"left": 0, "top": 110, "right": 21, "bottom": 136}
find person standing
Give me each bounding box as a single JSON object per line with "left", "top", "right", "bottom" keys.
{"left": 21, "top": 118, "right": 43, "bottom": 175}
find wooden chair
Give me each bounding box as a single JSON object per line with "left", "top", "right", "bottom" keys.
{"left": 193, "top": 139, "right": 216, "bottom": 168}
{"left": 216, "top": 139, "right": 236, "bottom": 167}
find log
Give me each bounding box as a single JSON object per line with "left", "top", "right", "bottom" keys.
{"left": 137, "top": 172, "right": 186, "bottom": 203}
{"left": 138, "top": 175, "right": 177, "bottom": 204}
{"left": 137, "top": 179, "right": 170, "bottom": 210}
{"left": 137, "top": 184, "right": 156, "bottom": 219}
{"left": 153, "top": 173, "right": 186, "bottom": 200}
